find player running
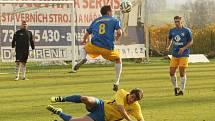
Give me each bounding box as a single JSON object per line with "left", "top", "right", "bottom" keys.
{"left": 46, "top": 88, "right": 144, "bottom": 121}
{"left": 71, "top": 5, "right": 123, "bottom": 91}
{"left": 166, "top": 16, "right": 193, "bottom": 96}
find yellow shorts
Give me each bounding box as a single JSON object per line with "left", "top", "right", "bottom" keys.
{"left": 84, "top": 42, "right": 120, "bottom": 61}
{"left": 170, "top": 57, "right": 189, "bottom": 68}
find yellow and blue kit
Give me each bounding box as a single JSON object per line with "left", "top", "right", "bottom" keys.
{"left": 87, "top": 89, "right": 143, "bottom": 121}
{"left": 169, "top": 27, "right": 192, "bottom": 67}
{"left": 87, "top": 15, "right": 121, "bottom": 50}
{"left": 85, "top": 15, "right": 121, "bottom": 61}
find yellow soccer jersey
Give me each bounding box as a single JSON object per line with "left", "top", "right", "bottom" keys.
{"left": 104, "top": 89, "right": 143, "bottom": 121}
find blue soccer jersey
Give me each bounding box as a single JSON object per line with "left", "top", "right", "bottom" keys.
{"left": 86, "top": 15, "right": 121, "bottom": 50}
{"left": 169, "top": 27, "right": 192, "bottom": 58}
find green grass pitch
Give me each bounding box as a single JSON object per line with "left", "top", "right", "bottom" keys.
{"left": 0, "top": 58, "right": 215, "bottom": 121}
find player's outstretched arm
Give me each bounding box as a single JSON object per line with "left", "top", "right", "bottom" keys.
{"left": 166, "top": 39, "right": 173, "bottom": 51}
{"left": 29, "top": 31, "right": 35, "bottom": 50}
{"left": 12, "top": 32, "right": 17, "bottom": 48}
{"left": 117, "top": 105, "right": 133, "bottom": 121}
{"left": 115, "top": 29, "right": 122, "bottom": 43}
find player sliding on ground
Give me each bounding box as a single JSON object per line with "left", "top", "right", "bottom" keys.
{"left": 71, "top": 5, "right": 123, "bottom": 91}
{"left": 47, "top": 88, "right": 144, "bottom": 121}
{"left": 166, "top": 16, "right": 193, "bottom": 96}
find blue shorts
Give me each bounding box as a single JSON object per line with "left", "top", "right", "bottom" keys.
{"left": 87, "top": 99, "right": 105, "bottom": 121}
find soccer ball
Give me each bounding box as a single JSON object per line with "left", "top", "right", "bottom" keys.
{"left": 120, "top": 1, "right": 132, "bottom": 13}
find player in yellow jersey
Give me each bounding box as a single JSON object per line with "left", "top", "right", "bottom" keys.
{"left": 46, "top": 88, "right": 144, "bottom": 121}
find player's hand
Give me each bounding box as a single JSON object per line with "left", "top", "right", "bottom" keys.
{"left": 178, "top": 48, "right": 185, "bottom": 55}
{"left": 31, "top": 50, "right": 36, "bottom": 57}
{"left": 11, "top": 48, "right": 16, "bottom": 57}
{"left": 165, "top": 47, "right": 170, "bottom": 52}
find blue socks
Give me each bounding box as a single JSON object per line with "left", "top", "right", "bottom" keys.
{"left": 59, "top": 112, "right": 72, "bottom": 121}
{"left": 64, "top": 95, "right": 81, "bottom": 103}
{"left": 56, "top": 95, "right": 81, "bottom": 121}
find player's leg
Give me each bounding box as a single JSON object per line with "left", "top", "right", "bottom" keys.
{"left": 51, "top": 95, "right": 81, "bottom": 103}
{"left": 47, "top": 105, "right": 94, "bottom": 121}
{"left": 20, "top": 51, "right": 29, "bottom": 80}
{"left": 51, "top": 95, "right": 97, "bottom": 109}
{"left": 15, "top": 61, "right": 21, "bottom": 80}
{"left": 102, "top": 49, "right": 122, "bottom": 91}
{"left": 64, "top": 96, "right": 105, "bottom": 121}
{"left": 15, "top": 50, "right": 22, "bottom": 80}
{"left": 70, "top": 116, "right": 94, "bottom": 121}
{"left": 48, "top": 97, "right": 99, "bottom": 121}
{"left": 47, "top": 105, "right": 82, "bottom": 121}
{"left": 46, "top": 105, "right": 72, "bottom": 121}
{"left": 71, "top": 43, "right": 100, "bottom": 73}
{"left": 21, "top": 62, "right": 27, "bottom": 80}
{"left": 81, "top": 96, "right": 99, "bottom": 110}
{"left": 71, "top": 47, "right": 87, "bottom": 73}
{"left": 56, "top": 111, "right": 95, "bottom": 121}
{"left": 169, "top": 57, "right": 179, "bottom": 96}
{"left": 178, "top": 57, "right": 189, "bottom": 95}
{"left": 170, "top": 67, "right": 179, "bottom": 95}
{"left": 178, "top": 67, "right": 186, "bottom": 95}
{"left": 113, "top": 58, "right": 122, "bottom": 91}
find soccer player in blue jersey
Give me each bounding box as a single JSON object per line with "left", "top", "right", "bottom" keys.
{"left": 166, "top": 16, "right": 193, "bottom": 96}
{"left": 71, "top": 5, "right": 123, "bottom": 91}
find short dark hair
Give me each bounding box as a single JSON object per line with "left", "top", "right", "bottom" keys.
{"left": 174, "top": 16, "right": 182, "bottom": 20}
{"left": 130, "top": 88, "right": 144, "bottom": 100}
{"left": 100, "top": 5, "right": 112, "bottom": 15}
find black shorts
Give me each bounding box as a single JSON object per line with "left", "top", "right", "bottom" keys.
{"left": 16, "top": 49, "right": 29, "bottom": 63}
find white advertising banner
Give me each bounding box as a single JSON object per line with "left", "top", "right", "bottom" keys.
{"left": 1, "top": 44, "right": 145, "bottom": 62}
{"left": 0, "top": 0, "right": 145, "bottom": 62}
{"left": 116, "top": 44, "right": 146, "bottom": 58}
{"left": 168, "top": 54, "right": 210, "bottom": 63}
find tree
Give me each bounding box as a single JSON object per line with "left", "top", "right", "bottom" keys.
{"left": 182, "top": 0, "right": 215, "bottom": 28}
{"left": 147, "top": 0, "right": 167, "bottom": 13}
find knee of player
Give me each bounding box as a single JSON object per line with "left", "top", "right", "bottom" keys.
{"left": 81, "top": 96, "right": 89, "bottom": 103}
{"left": 170, "top": 68, "right": 177, "bottom": 76}
{"left": 170, "top": 72, "right": 176, "bottom": 76}
{"left": 179, "top": 73, "right": 186, "bottom": 77}
{"left": 179, "top": 69, "right": 186, "bottom": 77}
